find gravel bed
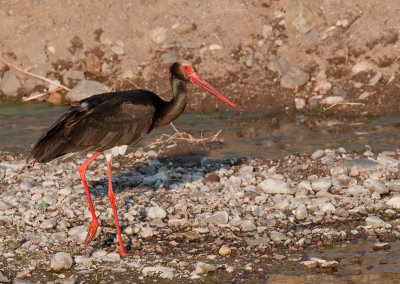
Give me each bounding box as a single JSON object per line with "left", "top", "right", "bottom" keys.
{"left": 1, "top": 142, "right": 400, "bottom": 282}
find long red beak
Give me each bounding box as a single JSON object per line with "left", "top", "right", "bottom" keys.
{"left": 189, "top": 72, "right": 235, "bottom": 107}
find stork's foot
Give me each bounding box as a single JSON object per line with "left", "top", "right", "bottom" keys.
{"left": 84, "top": 220, "right": 99, "bottom": 248}
{"left": 119, "top": 249, "right": 131, "bottom": 256}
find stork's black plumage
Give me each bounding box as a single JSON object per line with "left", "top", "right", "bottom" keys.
{"left": 27, "top": 61, "right": 235, "bottom": 255}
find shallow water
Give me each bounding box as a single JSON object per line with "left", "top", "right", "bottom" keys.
{"left": 1, "top": 102, "right": 400, "bottom": 282}
{"left": 1, "top": 102, "right": 400, "bottom": 158}
{"left": 265, "top": 240, "right": 400, "bottom": 284}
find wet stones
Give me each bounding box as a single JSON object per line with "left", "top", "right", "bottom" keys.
{"left": 373, "top": 242, "right": 391, "bottom": 251}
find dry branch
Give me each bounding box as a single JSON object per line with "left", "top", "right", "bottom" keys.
{"left": 0, "top": 55, "right": 70, "bottom": 92}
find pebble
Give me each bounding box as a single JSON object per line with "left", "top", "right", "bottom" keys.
{"left": 257, "top": 178, "right": 294, "bottom": 195}
{"left": 50, "top": 252, "right": 73, "bottom": 272}
{"left": 149, "top": 28, "right": 167, "bottom": 44}
{"left": 286, "top": 0, "right": 325, "bottom": 34}
{"left": 0, "top": 270, "right": 10, "bottom": 283}
{"left": 161, "top": 50, "right": 178, "bottom": 65}
{"left": 352, "top": 61, "right": 374, "bottom": 74}
{"left": 365, "top": 216, "right": 387, "bottom": 228}
{"left": 311, "top": 149, "right": 324, "bottom": 160}
{"left": 295, "top": 98, "right": 306, "bottom": 109}
{"left": 85, "top": 53, "right": 101, "bottom": 74}
{"left": 0, "top": 71, "right": 21, "bottom": 97}
{"left": 387, "top": 196, "right": 400, "bottom": 209}
{"left": 121, "top": 57, "right": 139, "bottom": 79}
{"left": 311, "top": 177, "right": 332, "bottom": 192}
{"left": 241, "top": 219, "right": 257, "bottom": 232}
{"left": 369, "top": 72, "right": 382, "bottom": 86}
{"left": 205, "top": 211, "right": 229, "bottom": 224}
{"left": 321, "top": 203, "right": 335, "bottom": 213}
{"left": 270, "top": 231, "right": 287, "bottom": 242}
{"left": 280, "top": 66, "right": 310, "bottom": 89}
{"left": 295, "top": 204, "right": 308, "bottom": 220}
{"left": 66, "top": 80, "right": 107, "bottom": 102}
{"left": 373, "top": 242, "right": 391, "bottom": 250}
{"left": 147, "top": 206, "right": 167, "bottom": 219}
{"left": 267, "top": 57, "right": 290, "bottom": 76}
{"left": 321, "top": 96, "right": 344, "bottom": 105}
{"left": 219, "top": 245, "right": 231, "bottom": 256}
{"left": 363, "top": 178, "right": 389, "bottom": 195}
{"left": 142, "top": 266, "right": 174, "bottom": 279}
{"left": 62, "top": 69, "right": 85, "bottom": 86}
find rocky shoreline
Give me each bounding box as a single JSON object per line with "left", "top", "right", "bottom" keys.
{"left": 1, "top": 139, "right": 400, "bottom": 283}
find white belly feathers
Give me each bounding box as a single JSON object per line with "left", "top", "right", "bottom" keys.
{"left": 103, "top": 145, "right": 128, "bottom": 161}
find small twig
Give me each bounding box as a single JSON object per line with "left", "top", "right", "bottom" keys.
{"left": 0, "top": 55, "right": 70, "bottom": 91}
{"left": 324, "top": 102, "right": 364, "bottom": 112}
{"left": 153, "top": 122, "right": 222, "bottom": 145}
{"left": 22, "top": 87, "right": 62, "bottom": 102}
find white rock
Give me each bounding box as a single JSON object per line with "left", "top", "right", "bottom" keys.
{"left": 270, "top": 231, "right": 287, "bottom": 242}
{"left": 257, "top": 179, "right": 294, "bottom": 195}
{"left": 364, "top": 178, "right": 389, "bottom": 195}
{"left": 105, "top": 252, "right": 120, "bottom": 262}
{"left": 209, "top": 44, "right": 222, "bottom": 51}
{"left": 321, "top": 203, "right": 335, "bottom": 213}
{"left": 295, "top": 98, "right": 306, "bottom": 109}
{"left": 311, "top": 149, "right": 324, "bottom": 160}
{"left": 205, "top": 211, "right": 229, "bottom": 225}
{"left": 352, "top": 61, "right": 374, "bottom": 74}
{"left": 387, "top": 196, "right": 400, "bottom": 209}
{"left": 149, "top": 28, "right": 167, "bottom": 44}
{"left": 147, "top": 206, "right": 167, "bottom": 219}
{"left": 295, "top": 204, "right": 308, "bottom": 220}
{"left": 369, "top": 72, "right": 382, "bottom": 86}
{"left": 140, "top": 227, "right": 154, "bottom": 238}
{"left": 68, "top": 225, "right": 89, "bottom": 243}
{"left": 321, "top": 96, "right": 344, "bottom": 105}
{"left": 142, "top": 266, "right": 175, "bottom": 279}
{"left": 241, "top": 219, "right": 257, "bottom": 232}
{"left": 50, "top": 252, "right": 73, "bottom": 271}
{"left": 192, "top": 262, "right": 217, "bottom": 275}
{"left": 365, "top": 216, "right": 387, "bottom": 228}
{"left": 66, "top": 80, "right": 108, "bottom": 102}
{"left": 312, "top": 178, "right": 332, "bottom": 192}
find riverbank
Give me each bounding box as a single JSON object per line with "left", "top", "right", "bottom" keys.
{"left": 1, "top": 0, "right": 399, "bottom": 117}
{"left": 1, "top": 138, "right": 400, "bottom": 282}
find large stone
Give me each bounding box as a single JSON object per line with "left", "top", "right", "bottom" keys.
{"left": 363, "top": 178, "right": 389, "bottom": 195}
{"left": 286, "top": 0, "right": 326, "bottom": 34}
{"left": 365, "top": 216, "right": 387, "bottom": 228}
{"left": 295, "top": 204, "right": 308, "bottom": 220}
{"left": 270, "top": 231, "right": 288, "bottom": 242}
{"left": 147, "top": 206, "right": 167, "bottom": 219}
{"left": 280, "top": 66, "right": 310, "bottom": 89}
{"left": 66, "top": 80, "right": 107, "bottom": 102}
{"left": 0, "top": 71, "right": 21, "bottom": 96}
{"left": 50, "top": 252, "right": 73, "bottom": 271}
{"left": 267, "top": 58, "right": 290, "bottom": 76}
{"left": 204, "top": 211, "right": 229, "bottom": 225}
{"left": 342, "top": 159, "right": 383, "bottom": 171}
{"left": 257, "top": 178, "right": 294, "bottom": 195}
{"left": 121, "top": 57, "right": 139, "bottom": 79}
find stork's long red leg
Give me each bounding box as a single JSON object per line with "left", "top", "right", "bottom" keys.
{"left": 107, "top": 160, "right": 130, "bottom": 255}
{"left": 78, "top": 151, "right": 101, "bottom": 248}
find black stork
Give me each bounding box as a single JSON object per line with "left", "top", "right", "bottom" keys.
{"left": 26, "top": 61, "right": 235, "bottom": 255}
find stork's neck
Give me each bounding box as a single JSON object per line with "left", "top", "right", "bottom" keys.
{"left": 152, "top": 73, "right": 187, "bottom": 129}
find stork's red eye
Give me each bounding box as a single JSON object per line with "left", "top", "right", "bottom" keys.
{"left": 182, "top": 65, "right": 192, "bottom": 74}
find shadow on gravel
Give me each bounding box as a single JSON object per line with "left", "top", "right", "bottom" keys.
{"left": 82, "top": 148, "right": 234, "bottom": 251}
